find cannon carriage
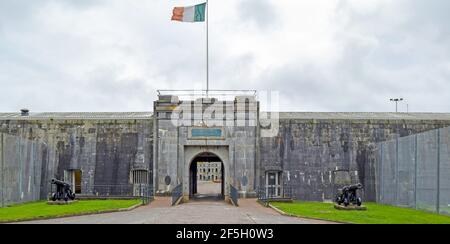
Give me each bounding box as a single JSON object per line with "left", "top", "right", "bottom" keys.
{"left": 50, "top": 178, "right": 76, "bottom": 202}
{"left": 335, "top": 183, "right": 363, "bottom": 207}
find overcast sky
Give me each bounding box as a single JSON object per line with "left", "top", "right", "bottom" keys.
{"left": 0, "top": 0, "right": 449, "bottom": 112}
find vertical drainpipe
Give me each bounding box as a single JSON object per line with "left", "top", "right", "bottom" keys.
{"left": 177, "top": 126, "right": 180, "bottom": 187}
{"left": 414, "top": 134, "right": 418, "bottom": 210}
{"left": 152, "top": 102, "right": 158, "bottom": 196}
{"left": 375, "top": 142, "right": 379, "bottom": 203}
{"left": 376, "top": 142, "right": 382, "bottom": 203}
{"left": 18, "top": 125, "right": 23, "bottom": 201}
{"left": 395, "top": 123, "right": 399, "bottom": 206}
{"left": 436, "top": 128, "right": 440, "bottom": 214}
{"left": 380, "top": 143, "right": 384, "bottom": 203}
{"left": 254, "top": 100, "right": 260, "bottom": 194}
{"left": 1, "top": 133, "right": 4, "bottom": 207}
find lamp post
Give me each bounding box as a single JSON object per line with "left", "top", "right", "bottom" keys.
{"left": 390, "top": 98, "right": 403, "bottom": 113}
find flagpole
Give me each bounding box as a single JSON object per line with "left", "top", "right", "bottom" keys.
{"left": 206, "top": 0, "right": 209, "bottom": 97}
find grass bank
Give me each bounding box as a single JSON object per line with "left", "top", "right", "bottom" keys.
{"left": 271, "top": 201, "right": 450, "bottom": 224}
{"left": 0, "top": 199, "right": 141, "bottom": 223}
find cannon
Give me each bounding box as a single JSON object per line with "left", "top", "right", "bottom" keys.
{"left": 51, "top": 178, "right": 76, "bottom": 202}
{"left": 335, "top": 183, "right": 363, "bottom": 207}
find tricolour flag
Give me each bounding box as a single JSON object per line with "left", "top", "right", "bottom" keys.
{"left": 171, "top": 3, "right": 206, "bottom": 22}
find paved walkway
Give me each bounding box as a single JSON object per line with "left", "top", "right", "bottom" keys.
{"left": 18, "top": 198, "right": 333, "bottom": 224}
{"left": 197, "top": 181, "right": 221, "bottom": 195}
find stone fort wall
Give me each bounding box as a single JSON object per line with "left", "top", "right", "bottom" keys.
{"left": 0, "top": 133, "right": 47, "bottom": 206}
{"left": 0, "top": 113, "right": 153, "bottom": 205}
{"left": 2, "top": 111, "right": 450, "bottom": 205}
{"left": 260, "top": 113, "right": 450, "bottom": 201}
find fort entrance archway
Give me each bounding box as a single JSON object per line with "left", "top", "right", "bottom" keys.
{"left": 189, "top": 152, "right": 224, "bottom": 200}
{"left": 184, "top": 146, "right": 229, "bottom": 202}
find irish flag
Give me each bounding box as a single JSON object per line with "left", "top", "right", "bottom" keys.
{"left": 171, "top": 3, "right": 206, "bottom": 22}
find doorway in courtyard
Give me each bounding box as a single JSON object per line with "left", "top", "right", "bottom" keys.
{"left": 64, "top": 169, "right": 82, "bottom": 194}
{"left": 189, "top": 152, "right": 224, "bottom": 201}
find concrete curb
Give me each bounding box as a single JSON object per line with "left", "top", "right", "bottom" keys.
{"left": 0, "top": 202, "right": 143, "bottom": 224}
{"left": 267, "top": 203, "right": 348, "bottom": 224}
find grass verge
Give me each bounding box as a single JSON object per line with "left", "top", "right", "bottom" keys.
{"left": 271, "top": 201, "right": 450, "bottom": 224}
{"left": 0, "top": 199, "right": 141, "bottom": 223}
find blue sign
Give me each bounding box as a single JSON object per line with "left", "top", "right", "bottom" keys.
{"left": 191, "top": 128, "right": 222, "bottom": 138}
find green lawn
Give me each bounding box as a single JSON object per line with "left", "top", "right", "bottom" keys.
{"left": 271, "top": 201, "right": 450, "bottom": 224}
{"left": 0, "top": 199, "right": 141, "bottom": 223}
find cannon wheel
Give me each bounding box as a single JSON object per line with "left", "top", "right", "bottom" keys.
{"left": 335, "top": 196, "right": 342, "bottom": 205}
{"left": 343, "top": 198, "right": 349, "bottom": 207}
{"left": 357, "top": 198, "right": 362, "bottom": 206}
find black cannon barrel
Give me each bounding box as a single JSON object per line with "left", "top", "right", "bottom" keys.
{"left": 51, "top": 178, "right": 70, "bottom": 186}
{"left": 347, "top": 183, "right": 363, "bottom": 191}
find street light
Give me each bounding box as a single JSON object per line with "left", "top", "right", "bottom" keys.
{"left": 390, "top": 98, "right": 404, "bottom": 113}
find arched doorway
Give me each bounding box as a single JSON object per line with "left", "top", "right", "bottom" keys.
{"left": 189, "top": 152, "right": 225, "bottom": 200}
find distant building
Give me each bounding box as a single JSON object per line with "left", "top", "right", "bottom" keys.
{"left": 197, "top": 162, "right": 222, "bottom": 182}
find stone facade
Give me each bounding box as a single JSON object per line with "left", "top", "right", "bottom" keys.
{"left": 0, "top": 113, "right": 153, "bottom": 206}
{"left": 0, "top": 133, "right": 46, "bottom": 206}
{"left": 153, "top": 95, "right": 258, "bottom": 201}
{"left": 261, "top": 113, "right": 450, "bottom": 201}
{"left": 1, "top": 100, "right": 450, "bottom": 205}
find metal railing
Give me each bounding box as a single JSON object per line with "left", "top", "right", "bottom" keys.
{"left": 139, "top": 184, "right": 154, "bottom": 205}
{"left": 49, "top": 183, "right": 154, "bottom": 205}
{"left": 171, "top": 184, "right": 183, "bottom": 206}
{"left": 78, "top": 184, "right": 134, "bottom": 196}
{"left": 157, "top": 90, "right": 257, "bottom": 101}
{"left": 257, "top": 185, "right": 293, "bottom": 205}
{"left": 230, "top": 185, "right": 239, "bottom": 206}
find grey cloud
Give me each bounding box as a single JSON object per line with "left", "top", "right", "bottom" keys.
{"left": 253, "top": 62, "right": 374, "bottom": 112}
{"left": 0, "top": 1, "right": 449, "bottom": 113}
{"left": 406, "top": 0, "right": 450, "bottom": 39}
{"left": 0, "top": 0, "right": 102, "bottom": 20}
{"left": 211, "top": 53, "right": 256, "bottom": 90}
{"left": 238, "top": 0, "right": 278, "bottom": 29}
{"left": 326, "top": 0, "right": 450, "bottom": 112}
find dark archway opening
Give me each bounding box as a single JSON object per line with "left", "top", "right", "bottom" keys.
{"left": 189, "top": 152, "right": 224, "bottom": 201}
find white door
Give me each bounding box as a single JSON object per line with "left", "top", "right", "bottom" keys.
{"left": 266, "top": 172, "right": 281, "bottom": 197}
